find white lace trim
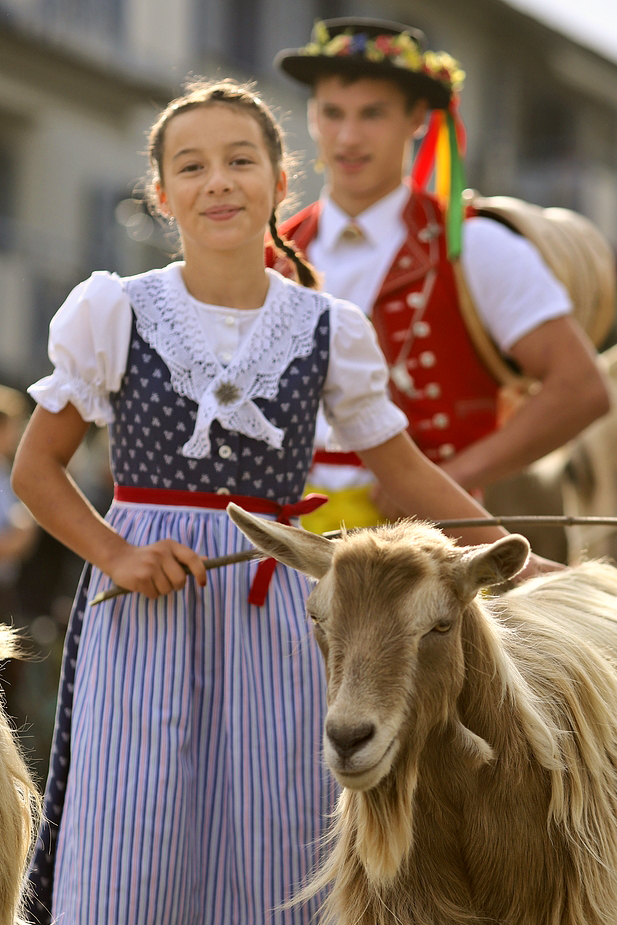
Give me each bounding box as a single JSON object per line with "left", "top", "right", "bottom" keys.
{"left": 124, "top": 266, "right": 329, "bottom": 458}
{"left": 27, "top": 367, "right": 113, "bottom": 426}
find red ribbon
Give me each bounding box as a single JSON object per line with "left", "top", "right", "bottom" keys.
{"left": 247, "top": 493, "right": 329, "bottom": 606}
{"left": 311, "top": 449, "right": 364, "bottom": 467}
{"left": 411, "top": 109, "right": 442, "bottom": 191}
{"left": 411, "top": 98, "right": 466, "bottom": 193}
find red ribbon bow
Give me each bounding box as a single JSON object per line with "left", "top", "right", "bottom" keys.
{"left": 248, "top": 493, "right": 329, "bottom": 606}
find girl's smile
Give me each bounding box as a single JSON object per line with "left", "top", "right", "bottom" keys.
{"left": 201, "top": 204, "right": 244, "bottom": 220}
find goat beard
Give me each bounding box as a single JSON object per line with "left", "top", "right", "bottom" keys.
{"left": 295, "top": 715, "right": 491, "bottom": 924}
{"left": 343, "top": 690, "right": 474, "bottom": 884}
{"left": 351, "top": 767, "right": 418, "bottom": 883}
{"left": 344, "top": 742, "right": 424, "bottom": 884}
{"left": 290, "top": 729, "right": 429, "bottom": 918}
{"left": 348, "top": 712, "right": 494, "bottom": 884}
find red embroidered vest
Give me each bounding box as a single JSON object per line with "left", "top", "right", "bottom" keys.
{"left": 267, "top": 190, "right": 500, "bottom": 463}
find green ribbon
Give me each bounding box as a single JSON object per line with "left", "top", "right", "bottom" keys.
{"left": 446, "top": 111, "right": 466, "bottom": 260}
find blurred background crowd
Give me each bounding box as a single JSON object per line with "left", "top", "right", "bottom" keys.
{"left": 1, "top": 0, "right": 617, "bottom": 785}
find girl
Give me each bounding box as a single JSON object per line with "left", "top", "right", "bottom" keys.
{"left": 12, "top": 78, "right": 550, "bottom": 925}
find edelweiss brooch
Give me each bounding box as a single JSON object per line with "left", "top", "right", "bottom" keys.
{"left": 215, "top": 381, "right": 241, "bottom": 406}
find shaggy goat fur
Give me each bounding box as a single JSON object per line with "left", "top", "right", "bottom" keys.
{"left": 560, "top": 344, "right": 617, "bottom": 563}
{"left": 227, "top": 505, "right": 617, "bottom": 925}
{"left": 0, "top": 626, "right": 40, "bottom": 925}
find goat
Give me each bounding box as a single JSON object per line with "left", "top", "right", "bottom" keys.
{"left": 559, "top": 344, "right": 617, "bottom": 563}
{"left": 228, "top": 503, "right": 617, "bottom": 925}
{"left": 483, "top": 343, "right": 617, "bottom": 566}
{"left": 0, "top": 626, "right": 40, "bottom": 925}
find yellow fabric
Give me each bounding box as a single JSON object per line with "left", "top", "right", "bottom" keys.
{"left": 301, "top": 483, "right": 386, "bottom": 534}
{"left": 435, "top": 112, "right": 451, "bottom": 202}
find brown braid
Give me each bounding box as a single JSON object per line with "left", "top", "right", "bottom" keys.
{"left": 269, "top": 212, "right": 320, "bottom": 290}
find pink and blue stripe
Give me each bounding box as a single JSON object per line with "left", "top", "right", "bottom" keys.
{"left": 49, "top": 503, "right": 335, "bottom": 924}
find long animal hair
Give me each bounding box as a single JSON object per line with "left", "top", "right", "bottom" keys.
{"left": 310, "top": 560, "right": 617, "bottom": 925}
{"left": 0, "top": 626, "right": 40, "bottom": 925}
{"left": 227, "top": 505, "right": 617, "bottom": 925}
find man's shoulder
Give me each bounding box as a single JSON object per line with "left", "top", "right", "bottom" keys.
{"left": 279, "top": 201, "right": 321, "bottom": 240}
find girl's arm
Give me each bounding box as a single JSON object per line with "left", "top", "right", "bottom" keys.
{"left": 11, "top": 403, "right": 207, "bottom": 598}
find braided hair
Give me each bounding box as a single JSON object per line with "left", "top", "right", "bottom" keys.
{"left": 146, "top": 77, "right": 319, "bottom": 289}
{"left": 268, "top": 211, "right": 319, "bottom": 289}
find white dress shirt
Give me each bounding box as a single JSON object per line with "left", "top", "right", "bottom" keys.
{"left": 307, "top": 185, "right": 409, "bottom": 316}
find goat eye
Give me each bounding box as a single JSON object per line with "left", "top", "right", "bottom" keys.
{"left": 431, "top": 622, "right": 452, "bottom": 634}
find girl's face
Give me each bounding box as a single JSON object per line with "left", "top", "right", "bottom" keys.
{"left": 157, "top": 104, "right": 286, "bottom": 258}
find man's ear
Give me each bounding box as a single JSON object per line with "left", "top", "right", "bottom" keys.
{"left": 410, "top": 98, "right": 429, "bottom": 139}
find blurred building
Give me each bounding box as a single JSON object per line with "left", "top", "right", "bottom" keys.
{"left": 1, "top": 0, "right": 617, "bottom": 387}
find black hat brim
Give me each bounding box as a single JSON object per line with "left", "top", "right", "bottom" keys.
{"left": 274, "top": 49, "right": 452, "bottom": 110}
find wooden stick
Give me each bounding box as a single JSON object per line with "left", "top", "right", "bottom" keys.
{"left": 89, "top": 549, "right": 262, "bottom": 605}
{"left": 89, "top": 514, "right": 617, "bottom": 606}
{"left": 430, "top": 515, "right": 617, "bottom": 529}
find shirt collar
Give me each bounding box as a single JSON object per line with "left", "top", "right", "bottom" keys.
{"left": 317, "top": 184, "right": 410, "bottom": 251}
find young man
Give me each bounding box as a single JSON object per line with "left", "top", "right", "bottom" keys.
{"left": 269, "top": 17, "right": 611, "bottom": 530}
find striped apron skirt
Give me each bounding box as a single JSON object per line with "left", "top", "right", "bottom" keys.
{"left": 26, "top": 498, "right": 335, "bottom": 924}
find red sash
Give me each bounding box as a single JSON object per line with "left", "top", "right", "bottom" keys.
{"left": 113, "top": 486, "right": 328, "bottom": 606}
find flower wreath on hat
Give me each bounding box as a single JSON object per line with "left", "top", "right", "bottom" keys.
{"left": 303, "top": 20, "right": 465, "bottom": 98}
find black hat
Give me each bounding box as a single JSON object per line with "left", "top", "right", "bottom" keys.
{"left": 274, "top": 18, "right": 463, "bottom": 110}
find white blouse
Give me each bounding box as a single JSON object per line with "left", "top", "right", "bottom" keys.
{"left": 28, "top": 264, "right": 408, "bottom": 458}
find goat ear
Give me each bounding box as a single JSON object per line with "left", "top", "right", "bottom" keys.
{"left": 461, "top": 534, "right": 530, "bottom": 595}
{"left": 227, "top": 503, "right": 334, "bottom": 578}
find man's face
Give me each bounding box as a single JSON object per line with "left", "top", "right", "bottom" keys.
{"left": 309, "top": 75, "right": 427, "bottom": 213}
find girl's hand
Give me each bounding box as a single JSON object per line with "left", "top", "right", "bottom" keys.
{"left": 107, "top": 539, "right": 208, "bottom": 600}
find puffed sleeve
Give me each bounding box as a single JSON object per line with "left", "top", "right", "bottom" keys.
{"left": 322, "top": 298, "right": 408, "bottom": 452}
{"left": 462, "top": 217, "right": 572, "bottom": 352}
{"left": 27, "top": 271, "right": 133, "bottom": 425}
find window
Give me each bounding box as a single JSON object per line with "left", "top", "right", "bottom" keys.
{"left": 225, "top": 0, "right": 260, "bottom": 71}
{"left": 519, "top": 92, "right": 575, "bottom": 161}
{"left": 0, "top": 112, "right": 25, "bottom": 253}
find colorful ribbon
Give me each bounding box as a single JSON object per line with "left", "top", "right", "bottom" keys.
{"left": 411, "top": 99, "right": 467, "bottom": 259}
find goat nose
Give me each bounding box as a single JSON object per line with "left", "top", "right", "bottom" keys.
{"left": 326, "top": 720, "right": 376, "bottom": 758}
